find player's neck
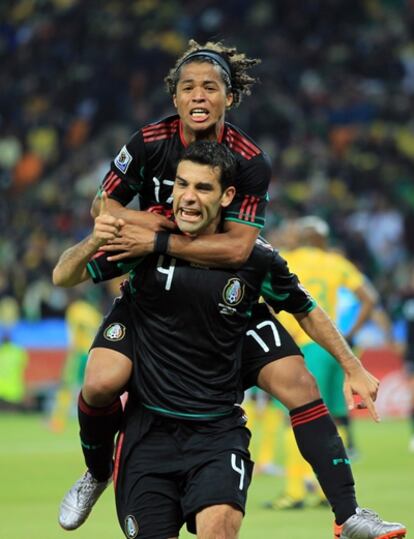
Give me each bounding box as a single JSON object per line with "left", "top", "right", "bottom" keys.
{"left": 180, "top": 121, "right": 225, "bottom": 145}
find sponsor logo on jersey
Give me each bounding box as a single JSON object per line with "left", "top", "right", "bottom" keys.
{"left": 104, "top": 322, "right": 126, "bottom": 341}
{"left": 124, "top": 515, "right": 139, "bottom": 538}
{"left": 222, "top": 278, "right": 245, "bottom": 306}
{"left": 114, "top": 145, "right": 133, "bottom": 174}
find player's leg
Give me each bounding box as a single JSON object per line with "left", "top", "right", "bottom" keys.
{"left": 196, "top": 504, "right": 243, "bottom": 539}
{"left": 59, "top": 298, "right": 134, "bottom": 530}
{"left": 243, "top": 304, "right": 407, "bottom": 537}
{"left": 114, "top": 401, "right": 183, "bottom": 539}
{"left": 183, "top": 410, "right": 253, "bottom": 539}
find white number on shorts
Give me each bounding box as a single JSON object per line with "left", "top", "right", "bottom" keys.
{"left": 231, "top": 453, "right": 245, "bottom": 490}
{"left": 245, "top": 320, "right": 281, "bottom": 352}
{"left": 152, "top": 176, "right": 174, "bottom": 204}
{"left": 156, "top": 255, "right": 176, "bottom": 290}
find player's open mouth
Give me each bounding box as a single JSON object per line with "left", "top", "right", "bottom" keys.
{"left": 179, "top": 208, "right": 202, "bottom": 221}
{"left": 190, "top": 108, "right": 209, "bottom": 122}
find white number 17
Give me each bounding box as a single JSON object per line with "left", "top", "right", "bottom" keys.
{"left": 246, "top": 320, "right": 281, "bottom": 352}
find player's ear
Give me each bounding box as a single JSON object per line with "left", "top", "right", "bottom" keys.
{"left": 173, "top": 94, "right": 177, "bottom": 108}
{"left": 220, "top": 186, "right": 236, "bottom": 208}
{"left": 225, "top": 92, "right": 234, "bottom": 109}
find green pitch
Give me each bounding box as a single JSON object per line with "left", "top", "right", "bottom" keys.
{"left": 1, "top": 413, "right": 412, "bottom": 538}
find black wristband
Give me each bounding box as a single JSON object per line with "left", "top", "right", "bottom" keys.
{"left": 154, "top": 231, "right": 171, "bottom": 254}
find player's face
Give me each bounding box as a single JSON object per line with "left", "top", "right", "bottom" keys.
{"left": 173, "top": 160, "right": 235, "bottom": 236}
{"left": 173, "top": 62, "right": 233, "bottom": 143}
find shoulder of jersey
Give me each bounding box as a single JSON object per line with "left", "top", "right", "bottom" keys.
{"left": 142, "top": 115, "right": 180, "bottom": 143}
{"left": 224, "top": 123, "right": 263, "bottom": 160}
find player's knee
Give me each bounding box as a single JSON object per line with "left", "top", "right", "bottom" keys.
{"left": 296, "top": 369, "right": 320, "bottom": 401}
{"left": 197, "top": 505, "right": 242, "bottom": 539}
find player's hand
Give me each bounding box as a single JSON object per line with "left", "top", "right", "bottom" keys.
{"left": 92, "top": 191, "right": 125, "bottom": 247}
{"left": 100, "top": 223, "right": 156, "bottom": 260}
{"left": 343, "top": 365, "right": 380, "bottom": 423}
{"left": 104, "top": 206, "right": 176, "bottom": 232}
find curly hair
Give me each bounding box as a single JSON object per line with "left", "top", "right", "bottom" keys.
{"left": 164, "top": 39, "right": 261, "bottom": 108}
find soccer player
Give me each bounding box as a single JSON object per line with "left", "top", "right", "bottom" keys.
{"left": 265, "top": 216, "right": 378, "bottom": 510}
{"left": 54, "top": 141, "right": 405, "bottom": 538}
{"left": 54, "top": 41, "right": 406, "bottom": 539}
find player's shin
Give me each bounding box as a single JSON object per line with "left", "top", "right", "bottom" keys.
{"left": 289, "top": 399, "right": 357, "bottom": 525}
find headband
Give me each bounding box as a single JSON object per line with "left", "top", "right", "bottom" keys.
{"left": 175, "top": 49, "right": 232, "bottom": 82}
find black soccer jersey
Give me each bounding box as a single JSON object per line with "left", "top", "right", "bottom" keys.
{"left": 99, "top": 115, "right": 271, "bottom": 229}
{"left": 87, "top": 241, "right": 315, "bottom": 420}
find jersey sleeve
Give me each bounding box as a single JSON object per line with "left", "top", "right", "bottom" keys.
{"left": 223, "top": 153, "right": 271, "bottom": 230}
{"left": 261, "top": 251, "right": 317, "bottom": 314}
{"left": 86, "top": 251, "right": 142, "bottom": 283}
{"left": 97, "top": 130, "right": 146, "bottom": 206}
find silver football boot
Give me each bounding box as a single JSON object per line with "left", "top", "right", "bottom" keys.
{"left": 58, "top": 470, "right": 111, "bottom": 530}
{"left": 335, "top": 508, "right": 407, "bottom": 539}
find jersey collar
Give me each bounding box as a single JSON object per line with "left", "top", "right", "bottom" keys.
{"left": 179, "top": 120, "right": 226, "bottom": 147}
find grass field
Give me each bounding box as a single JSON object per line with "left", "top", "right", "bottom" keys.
{"left": 1, "top": 413, "right": 412, "bottom": 539}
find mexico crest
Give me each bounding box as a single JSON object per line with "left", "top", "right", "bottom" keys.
{"left": 222, "top": 278, "right": 245, "bottom": 306}
{"left": 103, "top": 322, "right": 126, "bottom": 341}
{"left": 124, "top": 514, "right": 139, "bottom": 538}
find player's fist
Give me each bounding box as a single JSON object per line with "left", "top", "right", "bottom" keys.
{"left": 93, "top": 191, "right": 125, "bottom": 247}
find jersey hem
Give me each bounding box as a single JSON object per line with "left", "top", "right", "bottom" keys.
{"left": 224, "top": 218, "right": 264, "bottom": 229}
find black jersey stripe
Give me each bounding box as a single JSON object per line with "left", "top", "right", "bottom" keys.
{"left": 225, "top": 129, "right": 261, "bottom": 157}
{"left": 142, "top": 125, "right": 179, "bottom": 137}
{"left": 238, "top": 195, "right": 260, "bottom": 221}
{"left": 228, "top": 141, "right": 257, "bottom": 160}
{"left": 142, "top": 120, "right": 179, "bottom": 137}
{"left": 225, "top": 135, "right": 260, "bottom": 160}
{"left": 103, "top": 171, "right": 119, "bottom": 192}
{"left": 227, "top": 128, "right": 261, "bottom": 154}
{"left": 105, "top": 175, "right": 122, "bottom": 195}
{"left": 142, "top": 119, "right": 180, "bottom": 131}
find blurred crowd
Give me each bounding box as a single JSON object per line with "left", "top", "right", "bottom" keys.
{"left": 2, "top": 0, "right": 414, "bottom": 323}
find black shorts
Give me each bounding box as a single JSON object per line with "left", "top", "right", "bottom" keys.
{"left": 91, "top": 298, "right": 302, "bottom": 390}
{"left": 241, "top": 303, "right": 303, "bottom": 389}
{"left": 114, "top": 400, "right": 254, "bottom": 538}
{"left": 90, "top": 296, "right": 135, "bottom": 360}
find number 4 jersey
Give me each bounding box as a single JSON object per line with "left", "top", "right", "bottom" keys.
{"left": 87, "top": 240, "right": 316, "bottom": 420}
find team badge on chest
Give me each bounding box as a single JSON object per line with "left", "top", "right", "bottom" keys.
{"left": 103, "top": 322, "right": 126, "bottom": 341}
{"left": 222, "top": 278, "right": 245, "bottom": 306}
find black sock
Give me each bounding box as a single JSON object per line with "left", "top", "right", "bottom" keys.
{"left": 335, "top": 415, "right": 355, "bottom": 452}
{"left": 290, "top": 399, "right": 357, "bottom": 525}
{"left": 78, "top": 392, "right": 123, "bottom": 482}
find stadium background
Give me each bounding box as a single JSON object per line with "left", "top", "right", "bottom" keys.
{"left": 1, "top": 0, "right": 413, "bottom": 537}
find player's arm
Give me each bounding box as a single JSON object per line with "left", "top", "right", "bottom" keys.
{"left": 52, "top": 235, "right": 100, "bottom": 287}
{"left": 91, "top": 196, "right": 175, "bottom": 232}
{"left": 167, "top": 221, "right": 260, "bottom": 266}
{"left": 90, "top": 132, "right": 175, "bottom": 232}
{"left": 262, "top": 250, "right": 380, "bottom": 421}
{"left": 101, "top": 154, "right": 271, "bottom": 267}
{"left": 53, "top": 193, "right": 124, "bottom": 287}
{"left": 293, "top": 305, "right": 380, "bottom": 422}
{"left": 346, "top": 280, "right": 378, "bottom": 342}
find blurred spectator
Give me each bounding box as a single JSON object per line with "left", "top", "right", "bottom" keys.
{"left": 49, "top": 295, "right": 102, "bottom": 431}
{"left": 0, "top": 333, "right": 28, "bottom": 411}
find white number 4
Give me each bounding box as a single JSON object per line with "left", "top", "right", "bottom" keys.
{"left": 231, "top": 453, "right": 245, "bottom": 490}
{"left": 156, "top": 255, "right": 176, "bottom": 290}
